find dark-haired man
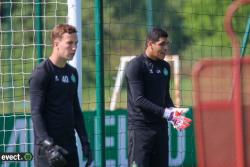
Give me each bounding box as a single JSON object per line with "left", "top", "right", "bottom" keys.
{"left": 126, "top": 27, "right": 191, "bottom": 167}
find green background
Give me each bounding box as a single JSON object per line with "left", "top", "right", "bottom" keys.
{"left": 0, "top": 109, "right": 196, "bottom": 167}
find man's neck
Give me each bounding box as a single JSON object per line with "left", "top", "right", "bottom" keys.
{"left": 49, "top": 54, "right": 67, "bottom": 68}
{"left": 145, "top": 49, "right": 157, "bottom": 61}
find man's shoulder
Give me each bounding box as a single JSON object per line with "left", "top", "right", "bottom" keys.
{"left": 127, "top": 54, "right": 145, "bottom": 67}
{"left": 130, "top": 54, "right": 145, "bottom": 62}
{"left": 34, "top": 59, "right": 50, "bottom": 70}
{"left": 125, "top": 54, "right": 146, "bottom": 78}
{"left": 29, "top": 59, "right": 51, "bottom": 86}
{"left": 31, "top": 59, "right": 50, "bottom": 77}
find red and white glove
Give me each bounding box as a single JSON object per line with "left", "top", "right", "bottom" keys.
{"left": 163, "top": 108, "right": 192, "bottom": 131}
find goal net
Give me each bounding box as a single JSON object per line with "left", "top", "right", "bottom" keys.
{"left": 0, "top": 1, "right": 69, "bottom": 166}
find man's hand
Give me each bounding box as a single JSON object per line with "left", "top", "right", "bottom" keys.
{"left": 163, "top": 108, "right": 192, "bottom": 131}
{"left": 41, "top": 139, "right": 68, "bottom": 167}
{"left": 82, "top": 143, "right": 93, "bottom": 167}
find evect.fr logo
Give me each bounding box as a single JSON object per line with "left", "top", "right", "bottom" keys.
{"left": 0, "top": 152, "right": 33, "bottom": 161}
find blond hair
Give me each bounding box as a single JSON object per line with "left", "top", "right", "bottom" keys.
{"left": 51, "top": 24, "right": 77, "bottom": 44}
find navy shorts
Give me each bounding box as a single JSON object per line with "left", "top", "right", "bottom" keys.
{"left": 128, "top": 123, "right": 169, "bottom": 167}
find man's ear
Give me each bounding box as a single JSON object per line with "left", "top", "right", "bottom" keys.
{"left": 147, "top": 40, "right": 153, "bottom": 49}
{"left": 53, "top": 38, "right": 60, "bottom": 47}
{"left": 54, "top": 41, "right": 59, "bottom": 47}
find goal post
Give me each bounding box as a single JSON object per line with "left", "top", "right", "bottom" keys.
{"left": 110, "top": 55, "right": 181, "bottom": 111}
{"left": 67, "top": 0, "right": 83, "bottom": 102}
{"left": 110, "top": 56, "right": 135, "bottom": 111}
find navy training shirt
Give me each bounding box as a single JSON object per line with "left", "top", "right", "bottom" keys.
{"left": 125, "top": 54, "right": 174, "bottom": 129}
{"left": 30, "top": 59, "right": 88, "bottom": 146}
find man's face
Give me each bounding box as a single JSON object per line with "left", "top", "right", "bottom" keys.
{"left": 54, "top": 33, "right": 78, "bottom": 61}
{"left": 150, "top": 37, "right": 170, "bottom": 60}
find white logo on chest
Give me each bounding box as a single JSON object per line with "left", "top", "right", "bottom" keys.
{"left": 55, "top": 75, "right": 60, "bottom": 81}
{"left": 156, "top": 69, "right": 161, "bottom": 74}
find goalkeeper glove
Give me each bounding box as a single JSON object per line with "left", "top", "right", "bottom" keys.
{"left": 82, "top": 143, "right": 93, "bottom": 167}
{"left": 163, "top": 107, "right": 192, "bottom": 131}
{"left": 41, "top": 139, "right": 68, "bottom": 167}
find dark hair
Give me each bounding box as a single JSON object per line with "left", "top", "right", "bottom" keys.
{"left": 145, "top": 27, "right": 168, "bottom": 47}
